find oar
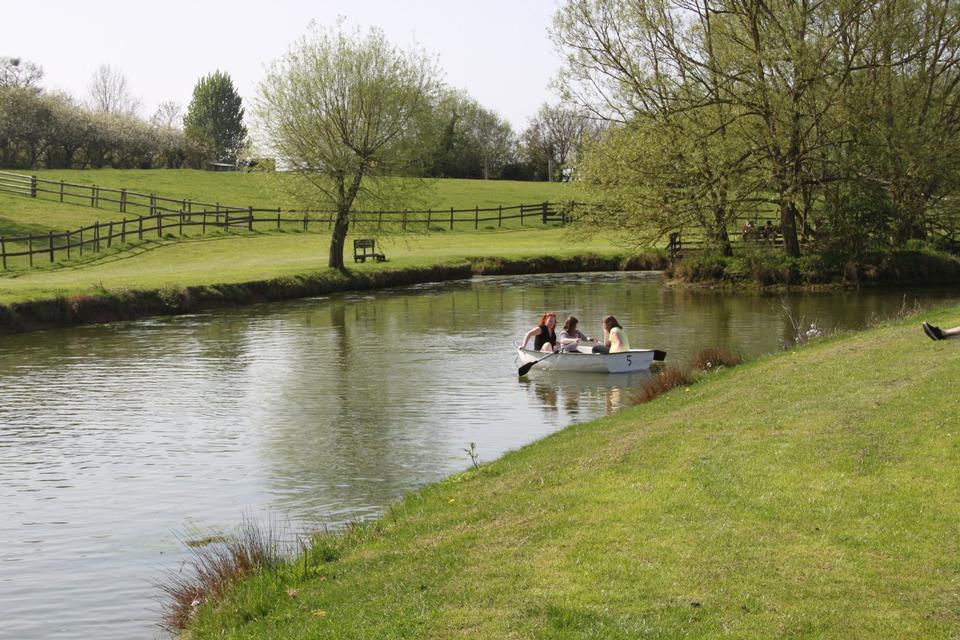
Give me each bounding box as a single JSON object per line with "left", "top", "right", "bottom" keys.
{"left": 518, "top": 351, "right": 559, "bottom": 377}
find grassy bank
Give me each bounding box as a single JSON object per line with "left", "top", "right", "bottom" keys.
{"left": 670, "top": 245, "right": 960, "bottom": 287}
{"left": 182, "top": 309, "right": 960, "bottom": 638}
{"left": 0, "top": 229, "right": 638, "bottom": 304}
{"left": 0, "top": 227, "right": 664, "bottom": 333}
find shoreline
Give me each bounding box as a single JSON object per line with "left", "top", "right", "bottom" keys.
{"left": 0, "top": 253, "right": 666, "bottom": 335}
{"left": 4, "top": 248, "right": 956, "bottom": 335}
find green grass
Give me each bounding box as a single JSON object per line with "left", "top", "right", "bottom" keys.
{"left": 0, "top": 228, "right": 622, "bottom": 304}
{"left": 0, "top": 170, "right": 568, "bottom": 235}
{"left": 184, "top": 310, "right": 960, "bottom": 638}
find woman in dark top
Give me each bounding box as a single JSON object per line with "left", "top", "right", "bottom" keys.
{"left": 521, "top": 312, "right": 558, "bottom": 352}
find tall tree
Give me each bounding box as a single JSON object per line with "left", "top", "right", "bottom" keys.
{"left": 257, "top": 25, "right": 439, "bottom": 270}
{"left": 554, "top": 0, "right": 881, "bottom": 257}
{"left": 184, "top": 71, "right": 247, "bottom": 163}
{"left": 88, "top": 64, "right": 141, "bottom": 115}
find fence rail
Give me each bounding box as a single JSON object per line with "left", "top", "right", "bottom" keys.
{"left": 0, "top": 170, "right": 569, "bottom": 269}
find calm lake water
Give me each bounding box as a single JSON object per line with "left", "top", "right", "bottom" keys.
{"left": 1, "top": 272, "right": 957, "bottom": 639}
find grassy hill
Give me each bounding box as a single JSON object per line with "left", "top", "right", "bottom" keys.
{"left": 0, "top": 170, "right": 599, "bottom": 307}
{"left": 0, "top": 170, "right": 569, "bottom": 236}
{"left": 182, "top": 309, "right": 960, "bottom": 639}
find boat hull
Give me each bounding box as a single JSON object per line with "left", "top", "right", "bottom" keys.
{"left": 517, "top": 345, "right": 666, "bottom": 373}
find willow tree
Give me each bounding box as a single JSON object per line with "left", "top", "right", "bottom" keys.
{"left": 257, "top": 25, "right": 439, "bottom": 270}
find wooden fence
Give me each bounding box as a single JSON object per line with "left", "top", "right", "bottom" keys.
{"left": 666, "top": 230, "right": 789, "bottom": 261}
{"left": 0, "top": 171, "right": 568, "bottom": 270}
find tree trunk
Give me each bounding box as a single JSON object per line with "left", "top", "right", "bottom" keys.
{"left": 713, "top": 207, "right": 732, "bottom": 256}
{"left": 328, "top": 206, "right": 350, "bottom": 271}
{"left": 327, "top": 170, "right": 365, "bottom": 271}
{"left": 780, "top": 198, "right": 801, "bottom": 257}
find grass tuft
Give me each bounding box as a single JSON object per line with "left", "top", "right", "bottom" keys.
{"left": 157, "top": 516, "right": 288, "bottom": 634}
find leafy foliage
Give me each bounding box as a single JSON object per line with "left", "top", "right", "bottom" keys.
{"left": 257, "top": 24, "right": 439, "bottom": 269}
{"left": 183, "top": 71, "right": 248, "bottom": 163}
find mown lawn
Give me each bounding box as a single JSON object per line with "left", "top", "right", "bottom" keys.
{"left": 185, "top": 310, "right": 960, "bottom": 639}
{"left": 0, "top": 228, "right": 622, "bottom": 304}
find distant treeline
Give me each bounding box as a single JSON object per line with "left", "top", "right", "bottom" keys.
{"left": 0, "top": 87, "right": 208, "bottom": 170}
{"left": 0, "top": 81, "right": 597, "bottom": 182}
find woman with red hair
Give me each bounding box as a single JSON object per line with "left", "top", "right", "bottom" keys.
{"left": 521, "top": 312, "right": 558, "bottom": 352}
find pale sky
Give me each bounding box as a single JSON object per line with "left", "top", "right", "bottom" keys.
{"left": 3, "top": 0, "right": 564, "bottom": 133}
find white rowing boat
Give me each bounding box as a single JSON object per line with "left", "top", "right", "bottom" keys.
{"left": 516, "top": 340, "right": 666, "bottom": 374}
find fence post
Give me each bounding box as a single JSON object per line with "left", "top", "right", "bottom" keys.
{"left": 49, "top": 231, "right": 55, "bottom": 263}
{"left": 202, "top": 212, "right": 207, "bottom": 235}
{"left": 402, "top": 209, "right": 407, "bottom": 231}
{"left": 66, "top": 231, "right": 71, "bottom": 260}
{"left": 450, "top": 207, "right": 454, "bottom": 230}
{"left": 120, "top": 188, "right": 127, "bottom": 213}
{"left": 94, "top": 222, "right": 100, "bottom": 251}
{"left": 521, "top": 205, "right": 525, "bottom": 226}
{"left": 248, "top": 206, "right": 254, "bottom": 231}
{"left": 498, "top": 205, "right": 502, "bottom": 228}
{"left": 303, "top": 213, "right": 308, "bottom": 231}
{"left": 427, "top": 208, "right": 432, "bottom": 229}
{"left": 475, "top": 206, "right": 479, "bottom": 230}
{"left": 225, "top": 211, "right": 230, "bottom": 233}
{"left": 95, "top": 186, "right": 101, "bottom": 209}
{"left": 157, "top": 212, "right": 163, "bottom": 238}
{"left": 120, "top": 219, "right": 126, "bottom": 244}
{"left": 79, "top": 228, "right": 84, "bottom": 256}
{"left": 30, "top": 175, "right": 37, "bottom": 198}
{"left": 59, "top": 180, "right": 64, "bottom": 202}
{"left": 28, "top": 234, "right": 33, "bottom": 267}
{"left": 541, "top": 201, "right": 548, "bottom": 224}
{"left": 107, "top": 221, "right": 114, "bottom": 248}
{"left": 90, "top": 185, "right": 96, "bottom": 208}
{"left": 1, "top": 236, "right": 6, "bottom": 270}
{"left": 277, "top": 209, "right": 281, "bottom": 230}
{"left": 150, "top": 194, "right": 156, "bottom": 217}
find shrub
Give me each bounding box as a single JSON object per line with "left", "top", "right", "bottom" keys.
{"left": 634, "top": 365, "right": 696, "bottom": 403}
{"left": 691, "top": 346, "right": 742, "bottom": 372}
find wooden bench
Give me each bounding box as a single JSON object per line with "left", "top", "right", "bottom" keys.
{"left": 353, "top": 238, "right": 386, "bottom": 263}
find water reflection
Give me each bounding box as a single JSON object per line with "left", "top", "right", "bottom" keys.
{"left": 520, "top": 371, "right": 653, "bottom": 420}
{"left": 0, "top": 273, "right": 958, "bottom": 640}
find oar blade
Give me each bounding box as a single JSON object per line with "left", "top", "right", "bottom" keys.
{"left": 517, "top": 361, "right": 536, "bottom": 377}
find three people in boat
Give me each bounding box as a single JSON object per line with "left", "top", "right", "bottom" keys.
{"left": 524, "top": 313, "right": 630, "bottom": 354}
